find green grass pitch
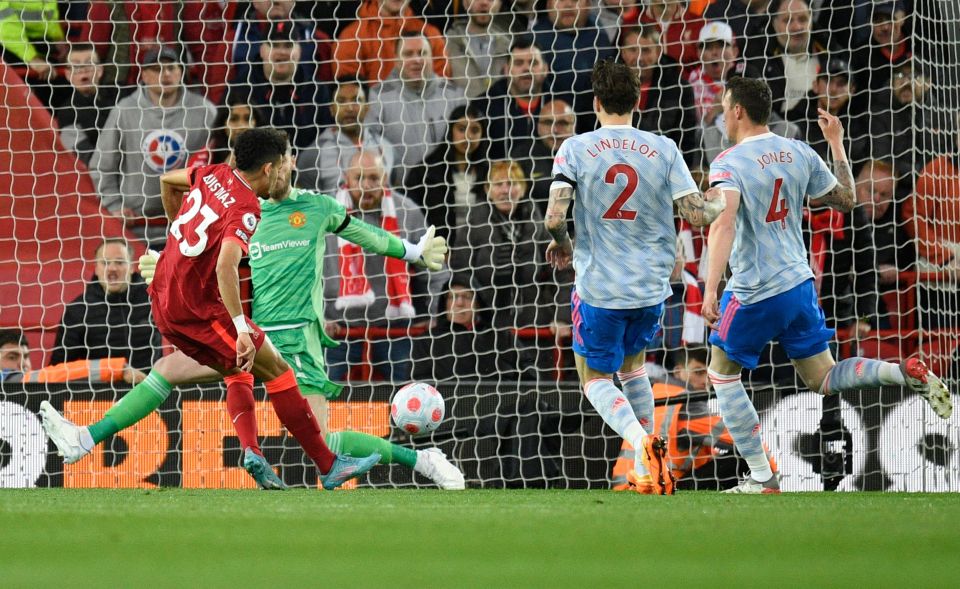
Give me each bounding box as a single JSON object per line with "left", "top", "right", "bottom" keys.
{"left": 2, "top": 489, "right": 958, "bottom": 588}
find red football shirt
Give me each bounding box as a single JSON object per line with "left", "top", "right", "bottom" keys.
{"left": 150, "top": 163, "right": 261, "bottom": 325}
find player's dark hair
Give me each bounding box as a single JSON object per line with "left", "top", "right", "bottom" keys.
{"left": 592, "top": 60, "right": 640, "bottom": 116}
{"left": 234, "top": 127, "right": 288, "bottom": 173}
{"left": 0, "top": 328, "right": 28, "bottom": 349}
{"left": 725, "top": 76, "right": 772, "bottom": 125}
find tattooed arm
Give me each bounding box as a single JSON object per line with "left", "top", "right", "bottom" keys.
{"left": 808, "top": 108, "right": 856, "bottom": 213}
{"left": 544, "top": 183, "right": 574, "bottom": 270}
{"left": 675, "top": 188, "right": 727, "bottom": 227}
{"left": 808, "top": 159, "right": 855, "bottom": 212}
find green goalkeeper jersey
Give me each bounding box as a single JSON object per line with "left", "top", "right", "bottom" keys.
{"left": 249, "top": 188, "right": 406, "bottom": 341}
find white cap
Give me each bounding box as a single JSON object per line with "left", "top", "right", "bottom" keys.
{"left": 699, "top": 21, "right": 734, "bottom": 45}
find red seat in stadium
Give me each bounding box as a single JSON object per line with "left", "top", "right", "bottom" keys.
{"left": 0, "top": 59, "right": 142, "bottom": 367}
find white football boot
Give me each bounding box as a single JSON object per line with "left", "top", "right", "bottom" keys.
{"left": 414, "top": 448, "right": 466, "bottom": 490}
{"left": 39, "top": 401, "right": 91, "bottom": 464}
{"left": 724, "top": 472, "right": 781, "bottom": 494}
{"left": 900, "top": 358, "right": 953, "bottom": 419}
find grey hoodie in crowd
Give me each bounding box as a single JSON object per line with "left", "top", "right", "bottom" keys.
{"left": 364, "top": 70, "right": 466, "bottom": 172}
{"left": 90, "top": 86, "right": 215, "bottom": 245}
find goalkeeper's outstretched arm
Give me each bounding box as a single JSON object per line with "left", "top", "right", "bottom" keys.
{"left": 336, "top": 214, "right": 448, "bottom": 271}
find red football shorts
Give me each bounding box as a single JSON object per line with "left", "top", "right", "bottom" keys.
{"left": 153, "top": 308, "right": 266, "bottom": 370}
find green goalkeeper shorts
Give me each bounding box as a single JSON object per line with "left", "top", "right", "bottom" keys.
{"left": 265, "top": 322, "right": 344, "bottom": 399}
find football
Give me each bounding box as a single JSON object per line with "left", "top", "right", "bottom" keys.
{"left": 391, "top": 382, "right": 445, "bottom": 435}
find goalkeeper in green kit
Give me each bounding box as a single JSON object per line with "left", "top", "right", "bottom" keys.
{"left": 40, "top": 148, "right": 465, "bottom": 490}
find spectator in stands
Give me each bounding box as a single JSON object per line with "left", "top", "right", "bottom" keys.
{"left": 619, "top": 24, "right": 700, "bottom": 165}
{"left": 473, "top": 34, "right": 561, "bottom": 160}
{"left": 411, "top": 272, "right": 503, "bottom": 381}
{"left": 242, "top": 21, "right": 332, "bottom": 150}
{"left": 404, "top": 104, "right": 488, "bottom": 249}
{"left": 688, "top": 21, "right": 743, "bottom": 127}
{"left": 323, "top": 151, "right": 444, "bottom": 383}
{"left": 745, "top": 0, "right": 829, "bottom": 116}
{"left": 851, "top": 1, "right": 911, "bottom": 100}
{"left": 671, "top": 346, "right": 710, "bottom": 393}
{"left": 462, "top": 160, "right": 571, "bottom": 379}
{"left": 828, "top": 160, "right": 913, "bottom": 335}
{"left": 0, "top": 328, "right": 145, "bottom": 384}
{"left": 704, "top": 0, "right": 771, "bottom": 57}
{"left": 0, "top": 329, "right": 146, "bottom": 385}
{"left": 231, "top": 0, "right": 333, "bottom": 89}
{"left": 446, "top": 0, "right": 512, "bottom": 99}
{"left": 0, "top": 329, "right": 29, "bottom": 377}
{"left": 637, "top": 0, "right": 705, "bottom": 68}
{"left": 49, "top": 42, "right": 117, "bottom": 166}
{"left": 76, "top": 2, "right": 235, "bottom": 103}
{"left": 90, "top": 46, "right": 214, "bottom": 248}
{"left": 868, "top": 61, "right": 937, "bottom": 180}
{"left": 0, "top": 0, "right": 65, "bottom": 81}
{"left": 334, "top": 0, "right": 448, "bottom": 84}
{"left": 787, "top": 56, "right": 867, "bottom": 166}
{"left": 298, "top": 76, "right": 398, "bottom": 194}
{"left": 533, "top": 0, "right": 616, "bottom": 119}
{"left": 187, "top": 87, "right": 264, "bottom": 168}
{"left": 904, "top": 130, "right": 960, "bottom": 273}
{"left": 365, "top": 31, "right": 466, "bottom": 171}
{"left": 903, "top": 128, "right": 960, "bottom": 332}
{"left": 511, "top": 99, "right": 576, "bottom": 214}
{"left": 51, "top": 239, "right": 161, "bottom": 371}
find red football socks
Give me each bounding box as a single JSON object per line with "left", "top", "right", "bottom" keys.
{"left": 224, "top": 372, "right": 261, "bottom": 456}
{"left": 264, "top": 369, "right": 335, "bottom": 473}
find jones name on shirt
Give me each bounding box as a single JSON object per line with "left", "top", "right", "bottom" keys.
{"left": 756, "top": 150, "right": 794, "bottom": 170}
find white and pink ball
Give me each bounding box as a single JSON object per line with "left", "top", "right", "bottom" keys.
{"left": 391, "top": 382, "right": 445, "bottom": 435}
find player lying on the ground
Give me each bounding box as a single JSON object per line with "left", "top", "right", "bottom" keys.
{"left": 702, "top": 76, "right": 952, "bottom": 494}
{"left": 544, "top": 61, "right": 727, "bottom": 495}
{"left": 40, "top": 145, "right": 464, "bottom": 490}
{"left": 41, "top": 128, "right": 381, "bottom": 490}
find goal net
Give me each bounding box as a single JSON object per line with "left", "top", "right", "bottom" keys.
{"left": 1, "top": 0, "right": 958, "bottom": 491}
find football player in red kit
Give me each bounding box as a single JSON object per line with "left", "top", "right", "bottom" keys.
{"left": 149, "top": 127, "right": 380, "bottom": 489}
{"left": 41, "top": 128, "right": 379, "bottom": 489}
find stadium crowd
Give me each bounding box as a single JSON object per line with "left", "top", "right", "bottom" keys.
{"left": 1, "top": 0, "right": 955, "bottom": 385}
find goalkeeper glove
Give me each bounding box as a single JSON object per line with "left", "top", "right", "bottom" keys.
{"left": 402, "top": 225, "right": 448, "bottom": 271}
{"left": 138, "top": 249, "right": 160, "bottom": 285}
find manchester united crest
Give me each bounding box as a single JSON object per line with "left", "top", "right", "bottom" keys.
{"left": 289, "top": 211, "right": 306, "bottom": 228}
